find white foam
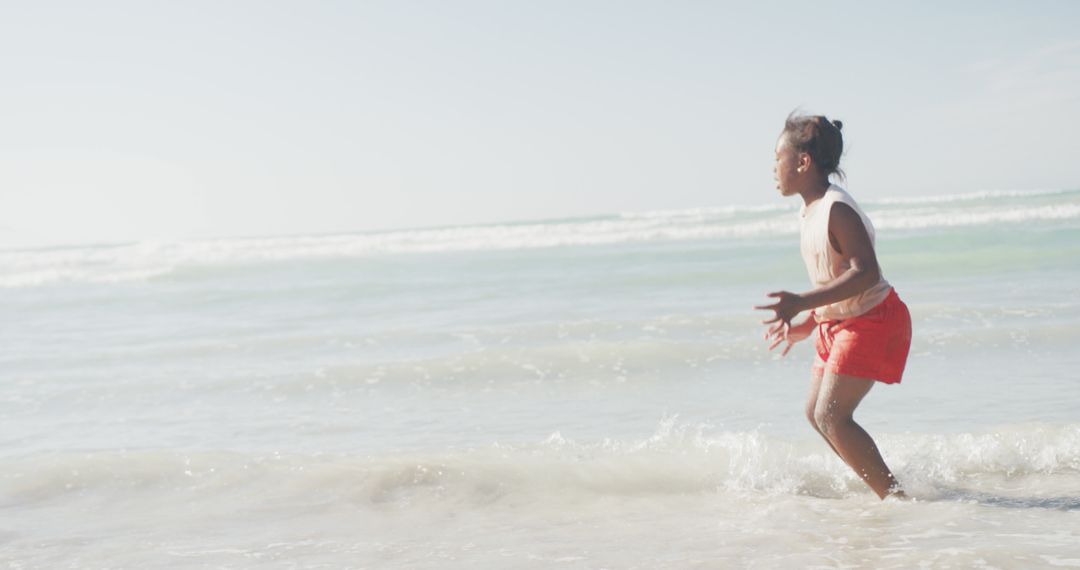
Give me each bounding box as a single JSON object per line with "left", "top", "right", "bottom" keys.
{"left": 4, "top": 420, "right": 1078, "bottom": 507}
{"left": 872, "top": 203, "right": 1080, "bottom": 230}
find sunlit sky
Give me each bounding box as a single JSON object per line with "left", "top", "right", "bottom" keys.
{"left": 2, "top": 1, "right": 1078, "bottom": 248}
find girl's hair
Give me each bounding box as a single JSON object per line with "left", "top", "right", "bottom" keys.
{"left": 782, "top": 111, "right": 845, "bottom": 180}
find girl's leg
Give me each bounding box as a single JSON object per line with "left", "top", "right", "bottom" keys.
{"left": 805, "top": 371, "right": 843, "bottom": 460}
{"left": 813, "top": 372, "right": 905, "bottom": 500}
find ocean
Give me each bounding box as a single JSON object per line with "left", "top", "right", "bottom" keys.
{"left": 2, "top": 188, "right": 1079, "bottom": 568}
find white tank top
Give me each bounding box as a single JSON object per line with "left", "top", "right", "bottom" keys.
{"left": 799, "top": 185, "right": 892, "bottom": 321}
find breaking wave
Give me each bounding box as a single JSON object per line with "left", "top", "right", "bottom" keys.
{"left": 1, "top": 189, "right": 1076, "bottom": 287}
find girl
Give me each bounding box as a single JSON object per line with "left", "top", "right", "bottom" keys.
{"left": 755, "top": 112, "right": 912, "bottom": 500}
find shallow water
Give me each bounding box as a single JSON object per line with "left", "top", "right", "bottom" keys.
{"left": 2, "top": 189, "right": 1079, "bottom": 567}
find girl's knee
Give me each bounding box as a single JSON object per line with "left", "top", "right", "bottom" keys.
{"left": 814, "top": 407, "right": 851, "bottom": 436}
{"left": 813, "top": 408, "right": 830, "bottom": 434}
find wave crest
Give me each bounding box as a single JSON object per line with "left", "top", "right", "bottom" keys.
{"left": 5, "top": 420, "right": 1079, "bottom": 509}
{"left": 2, "top": 189, "right": 1076, "bottom": 287}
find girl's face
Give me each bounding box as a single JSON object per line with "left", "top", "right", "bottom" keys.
{"left": 773, "top": 133, "right": 802, "bottom": 197}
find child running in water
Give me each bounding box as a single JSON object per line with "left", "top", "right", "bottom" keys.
{"left": 755, "top": 112, "right": 912, "bottom": 500}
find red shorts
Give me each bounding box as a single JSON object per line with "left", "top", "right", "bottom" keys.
{"left": 812, "top": 288, "right": 912, "bottom": 384}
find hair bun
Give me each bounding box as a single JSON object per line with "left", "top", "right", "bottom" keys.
{"left": 831, "top": 119, "right": 843, "bottom": 131}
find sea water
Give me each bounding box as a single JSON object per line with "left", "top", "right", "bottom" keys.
{"left": 2, "top": 189, "right": 1079, "bottom": 568}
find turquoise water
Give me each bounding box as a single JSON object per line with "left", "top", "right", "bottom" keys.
{"left": 2, "top": 189, "right": 1079, "bottom": 567}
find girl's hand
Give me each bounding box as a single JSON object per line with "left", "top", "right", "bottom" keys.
{"left": 754, "top": 290, "right": 806, "bottom": 327}
{"left": 765, "top": 318, "right": 812, "bottom": 356}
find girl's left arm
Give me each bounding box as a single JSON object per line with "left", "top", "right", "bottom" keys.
{"left": 757, "top": 202, "right": 880, "bottom": 325}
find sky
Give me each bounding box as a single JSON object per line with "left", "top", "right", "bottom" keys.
{"left": 1, "top": 1, "right": 1078, "bottom": 248}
